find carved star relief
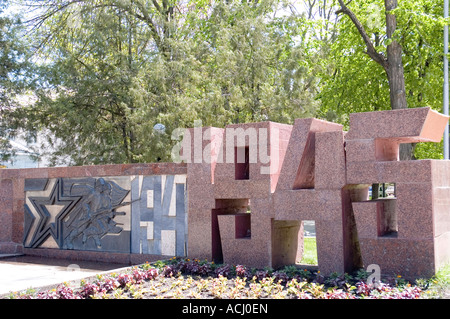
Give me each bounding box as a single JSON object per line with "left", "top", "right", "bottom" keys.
{"left": 27, "top": 178, "right": 81, "bottom": 248}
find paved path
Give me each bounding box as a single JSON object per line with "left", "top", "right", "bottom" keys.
{"left": 0, "top": 255, "right": 130, "bottom": 296}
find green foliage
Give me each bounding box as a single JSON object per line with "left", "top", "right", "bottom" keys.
{"left": 417, "top": 263, "right": 450, "bottom": 298}
{"left": 2, "top": 0, "right": 448, "bottom": 163}
{"left": 319, "top": 0, "right": 446, "bottom": 145}
{"left": 0, "top": 1, "right": 33, "bottom": 160}
{"left": 11, "top": 0, "right": 321, "bottom": 165}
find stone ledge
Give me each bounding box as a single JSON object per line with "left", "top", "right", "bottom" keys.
{"left": 23, "top": 248, "right": 171, "bottom": 266}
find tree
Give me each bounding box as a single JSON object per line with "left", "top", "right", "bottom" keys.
{"left": 194, "top": 0, "right": 320, "bottom": 125}
{"left": 11, "top": 0, "right": 321, "bottom": 165}
{"left": 319, "top": 0, "right": 446, "bottom": 159}
{"left": 0, "top": 0, "right": 33, "bottom": 161}
{"left": 337, "top": 0, "right": 407, "bottom": 111}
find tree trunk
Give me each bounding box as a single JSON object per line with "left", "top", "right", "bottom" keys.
{"left": 386, "top": 45, "right": 407, "bottom": 111}
{"left": 385, "top": 0, "right": 414, "bottom": 160}
{"left": 385, "top": 0, "right": 407, "bottom": 111}
{"left": 337, "top": 0, "right": 414, "bottom": 160}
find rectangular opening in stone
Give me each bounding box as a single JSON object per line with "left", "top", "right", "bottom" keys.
{"left": 370, "top": 183, "right": 396, "bottom": 200}
{"left": 368, "top": 183, "right": 397, "bottom": 238}
{"left": 300, "top": 220, "right": 318, "bottom": 266}
{"left": 235, "top": 207, "right": 251, "bottom": 239}
{"left": 271, "top": 219, "right": 302, "bottom": 269}
{"left": 272, "top": 219, "right": 318, "bottom": 269}
{"left": 212, "top": 198, "right": 250, "bottom": 263}
{"left": 235, "top": 146, "right": 250, "bottom": 180}
{"left": 377, "top": 199, "right": 398, "bottom": 238}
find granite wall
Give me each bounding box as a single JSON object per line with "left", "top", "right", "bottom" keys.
{"left": 0, "top": 163, "right": 187, "bottom": 264}
{"left": 2, "top": 107, "right": 450, "bottom": 279}
{"left": 184, "top": 107, "right": 450, "bottom": 279}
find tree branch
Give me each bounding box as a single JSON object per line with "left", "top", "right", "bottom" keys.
{"left": 151, "top": 0, "right": 162, "bottom": 13}
{"left": 123, "top": 1, "right": 163, "bottom": 51}
{"left": 336, "top": 0, "right": 388, "bottom": 72}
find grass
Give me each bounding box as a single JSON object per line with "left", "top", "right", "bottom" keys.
{"left": 419, "top": 263, "right": 450, "bottom": 299}
{"left": 300, "top": 237, "right": 318, "bottom": 265}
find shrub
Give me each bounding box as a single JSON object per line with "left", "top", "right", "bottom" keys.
{"left": 272, "top": 270, "right": 289, "bottom": 285}
{"left": 7, "top": 257, "right": 427, "bottom": 299}
{"left": 162, "top": 264, "right": 180, "bottom": 277}
{"left": 214, "top": 264, "right": 233, "bottom": 278}
{"left": 235, "top": 265, "right": 251, "bottom": 278}
{"left": 254, "top": 269, "right": 271, "bottom": 281}
{"left": 144, "top": 268, "right": 159, "bottom": 280}
{"left": 79, "top": 282, "right": 99, "bottom": 299}
{"left": 99, "top": 277, "right": 119, "bottom": 293}
{"left": 131, "top": 268, "right": 146, "bottom": 284}
{"left": 116, "top": 273, "right": 133, "bottom": 287}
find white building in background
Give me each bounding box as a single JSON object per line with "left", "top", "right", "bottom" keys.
{"left": 0, "top": 138, "right": 42, "bottom": 169}
{"left": 0, "top": 126, "right": 71, "bottom": 169}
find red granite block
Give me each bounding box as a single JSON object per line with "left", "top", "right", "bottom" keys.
{"left": 431, "top": 160, "right": 450, "bottom": 187}
{"left": 187, "top": 214, "right": 213, "bottom": 261}
{"left": 0, "top": 178, "right": 12, "bottom": 198}
{"left": 12, "top": 179, "right": 25, "bottom": 244}
{"left": 315, "top": 130, "right": 346, "bottom": 189}
{"left": 18, "top": 168, "right": 49, "bottom": 179}
{"left": 182, "top": 127, "right": 224, "bottom": 182}
{"left": 187, "top": 191, "right": 216, "bottom": 258}
{"left": 433, "top": 186, "right": 450, "bottom": 238}
{"left": 249, "top": 197, "right": 274, "bottom": 219}
{"left": 346, "top": 107, "right": 449, "bottom": 142}
{"left": 217, "top": 214, "right": 236, "bottom": 240}
{"left": 12, "top": 178, "right": 25, "bottom": 200}
{"left": 315, "top": 217, "right": 347, "bottom": 274}
{"left": 187, "top": 190, "right": 216, "bottom": 260}
{"left": 0, "top": 179, "right": 13, "bottom": 243}
{"left": 276, "top": 118, "right": 342, "bottom": 191}
{"left": 358, "top": 238, "right": 435, "bottom": 279}
{"left": 274, "top": 189, "right": 352, "bottom": 274}
{"left": 346, "top": 160, "right": 433, "bottom": 185}
{"left": 216, "top": 201, "right": 271, "bottom": 268}
{"left": 213, "top": 122, "right": 291, "bottom": 188}
{"left": 219, "top": 237, "right": 271, "bottom": 268}
{"left": 0, "top": 169, "right": 20, "bottom": 179}
{"left": 346, "top": 139, "right": 400, "bottom": 163}
{"left": 250, "top": 212, "right": 273, "bottom": 241}
{"left": 352, "top": 201, "right": 379, "bottom": 239}
{"left": 435, "top": 232, "right": 450, "bottom": 269}
{"left": 274, "top": 190, "right": 317, "bottom": 221}
{"left": 267, "top": 122, "right": 293, "bottom": 192}
{"left": 213, "top": 180, "right": 270, "bottom": 199}
{"left": 345, "top": 139, "right": 377, "bottom": 163}
{"left": 186, "top": 166, "right": 215, "bottom": 184}
{"left": 396, "top": 182, "right": 434, "bottom": 240}
{"left": 94, "top": 164, "right": 123, "bottom": 176}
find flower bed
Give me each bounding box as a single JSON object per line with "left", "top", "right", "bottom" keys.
{"left": 7, "top": 258, "right": 428, "bottom": 299}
